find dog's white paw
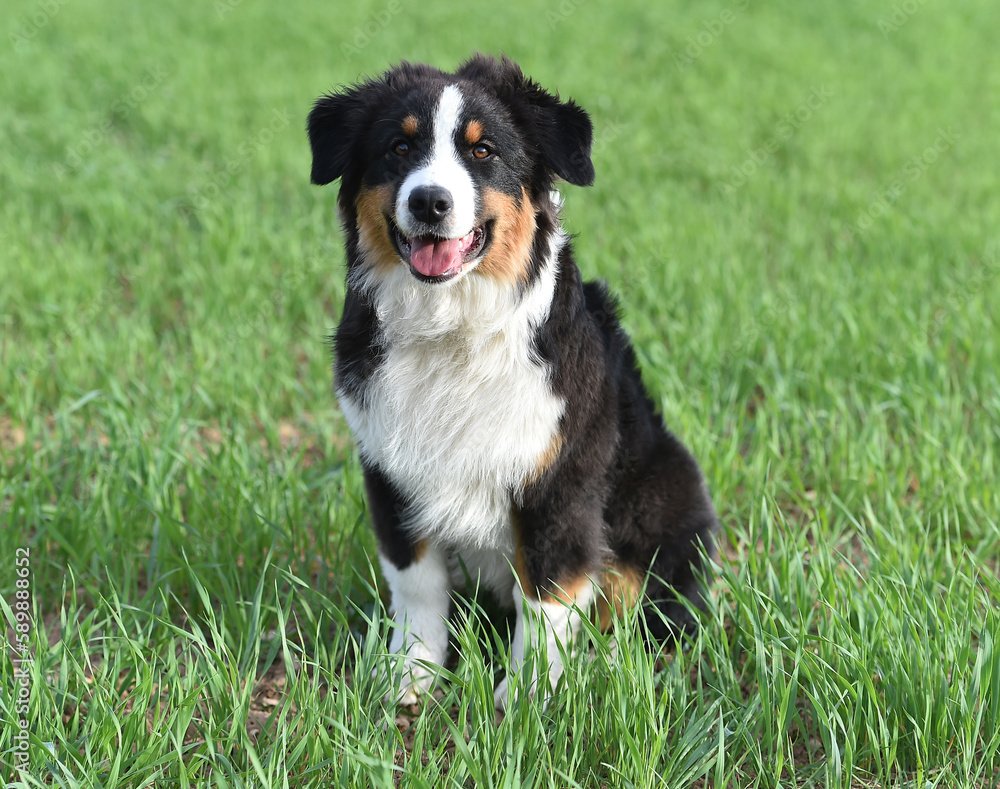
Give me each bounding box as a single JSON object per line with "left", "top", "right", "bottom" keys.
{"left": 381, "top": 671, "right": 435, "bottom": 706}
{"left": 394, "top": 673, "right": 432, "bottom": 707}
{"left": 380, "top": 643, "right": 440, "bottom": 706}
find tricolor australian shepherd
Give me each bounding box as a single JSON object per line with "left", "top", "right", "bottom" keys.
{"left": 307, "top": 54, "right": 718, "bottom": 710}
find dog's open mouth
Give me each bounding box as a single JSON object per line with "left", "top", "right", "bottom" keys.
{"left": 392, "top": 223, "right": 488, "bottom": 282}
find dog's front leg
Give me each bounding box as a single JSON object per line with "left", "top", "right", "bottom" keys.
{"left": 495, "top": 458, "right": 608, "bottom": 712}
{"left": 363, "top": 464, "right": 450, "bottom": 705}
{"left": 379, "top": 543, "right": 451, "bottom": 705}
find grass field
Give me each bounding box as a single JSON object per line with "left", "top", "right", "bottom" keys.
{"left": 2, "top": 0, "right": 999, "bottom": 785}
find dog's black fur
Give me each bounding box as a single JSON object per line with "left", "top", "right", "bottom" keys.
{"left": 308, "top": 55, "right": 718, "bottom": 687}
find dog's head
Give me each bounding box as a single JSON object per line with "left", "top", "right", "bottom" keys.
{"left": 308, "top": 54, "right": 593, "bottom": 287}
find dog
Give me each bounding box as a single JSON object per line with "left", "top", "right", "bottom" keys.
{"left": 307, "top": 54, "right": 718, "bottom": 710}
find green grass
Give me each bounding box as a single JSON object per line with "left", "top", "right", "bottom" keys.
{"left": 2, "top": 0, "right": 999, "bottom": 785}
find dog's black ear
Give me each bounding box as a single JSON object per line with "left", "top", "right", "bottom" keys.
{"left": 458, "top": 54, "right": 595, "bottom": 187}
{"left": 533, "top": 96, "right": 594, "bottom": 187}
{"left": 309, "top": 79, "right": 391, "bottom": 187}
{"left": 308, "top": 64, "right": 442, "bottom": 186}
{"left": 307, "top": 90, "right": 359, "bottom": 186}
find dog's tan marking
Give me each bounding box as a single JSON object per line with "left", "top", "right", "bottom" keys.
{"left": 401, "top": 115, "right": 418, "bottom": 137}
{"left": 522, "top": 432, "right": 563, "bottom": 489}
{"left": 412, "top": 539, "right": 428, "bottom": 563}
{"left": 596, "top": 562, "right": 643, "bottom": 631}
{"left": 464, "top": 119, "right": 484, "bottom": 145}
{"left": 355, "top": 185, "right": 400, "bottom": 275}
{"left": 542, "top": 575, "right": 594, "bottom": 606}
{"left": 476, "top": 187, "right": 537, "bottom": 285}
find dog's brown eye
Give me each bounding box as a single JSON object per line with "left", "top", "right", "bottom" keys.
{"left": 472, "top": 144, "right": 490, "bottom": 160}
{"left": 393, "top": 141, "right": 410, "bottom": 156}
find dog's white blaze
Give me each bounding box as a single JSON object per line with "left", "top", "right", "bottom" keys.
{"left": 339, "top": 231, "right": 567, "bottom": 560}
{"left": 396, "top": 84, "right": 477, "bottom": 239}
{"left": 495, "top": 580, "right": 597, "bottom": 711}
{"left": 379, "top": 544, "right": 451, "bottom": 704}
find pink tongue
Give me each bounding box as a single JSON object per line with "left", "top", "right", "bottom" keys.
{"left": 409, "top": 235, "right": 468, "bottom": 277}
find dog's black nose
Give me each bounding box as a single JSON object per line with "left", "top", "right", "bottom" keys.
{"left": 408, "top": 186, "right": 453, "bottom": 225}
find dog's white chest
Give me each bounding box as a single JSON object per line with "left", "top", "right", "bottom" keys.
{"left": 339, "top": 326, "right": 563, "bottom": 549}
